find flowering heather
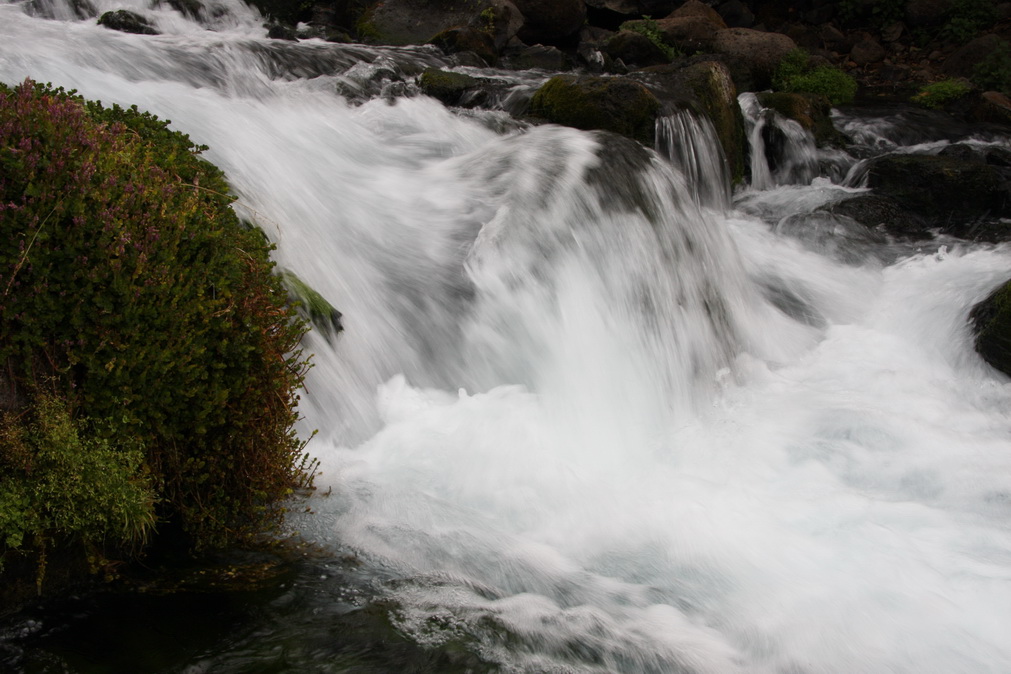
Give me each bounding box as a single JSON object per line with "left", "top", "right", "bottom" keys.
{"left": 0, "top": 79, "right": 311, "bottom": 567}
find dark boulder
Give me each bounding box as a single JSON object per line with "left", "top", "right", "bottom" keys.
{"left": 866, "top": 153, "right": 1011, "bottom": 239}
{"left": 357, "top": 0, "right": 522, "bottom": 47}
{"left": 529, "top": 75, "right": 662, "bottom": 145}
{"left": 822, "top": 194, "right": 932, "bottom": 240}
{"left": 606, "top": 30, "right": 672, "bottom": 68}
{"left": 97, "top": 9, "right": 159, "bottom": 34}
{"left": 429, "top": 26, "right": 499, "bottom": 65}
{"left": 504, "top": 44, "right": 572, "bottom": 70}
{"left": 711, "top": 27, "right": 797, "bottom": 90}
{"left": 512, "top": 0, "right": 585, "bottom": 44}
{"left": 970, "top": 279, "right": 1011, "bottom": 376}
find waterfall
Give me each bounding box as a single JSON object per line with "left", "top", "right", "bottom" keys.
{"left": 655, "top": 109, "right": 732, "bottom": 211}
{"left": 740, "top": 91, "right": 820, "bottom": 190}
{"left": 5, "top": 2, "right": 1011, "bottom": 672}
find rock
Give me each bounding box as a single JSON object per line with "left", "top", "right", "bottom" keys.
{"left": 357, "top": 0, "right": 521, "bottom": 48}
{"left": 755, "top": 91, "right": 847, "bottom": 147}
{"left": 654, "top": 15, "right": 725, "bottom": 54}
{"left": 418, "top": 68, "right": 484, "bottom": 106}
{"left": 716, "top": 0, "right": 755, "bottom": 28}
{"left": 823, "top": 194, "right": 931, "bottom": 239}
{"left": 970, "top": 279, "right": 1011, "bottom": 376}
{"left": 529, "top": 75, "right": 662, "bottom": 145}
{"left": 867, "top": 153, "right": 1011, "bottom": 239}
{"left": 711, "top": 27, "right": 797, "bottom": 90}
{"left": 850, "top": 37, "right": 886, "bottom": 65}
{"left": 906, "top": 0, "right": 953, "bottom": 27}
{"left": 511, "top": 0, "right": 585, "bottom": 44}
{"left": 266, "top": 23, "right": 297, "bottom": 40}
{"left": 666, "top": 0, "right": 726, "bottom": 24}
{"left": 943, "top": 34, "right": 1006, "bottom": 79}
{"left": 429, "top": 26, "right": 499, "bottom": 65}
{"left": 585, "top": 0, "right": 679, "bottom": 16}
{"left": 606, "top": 30, "right": 672, "bottom": 67}
{"left": 974, "top": 90, "right": 1011, "bottom": 127}
{"left": 97, "top": 9, "right": 159, "bottom": 34}
{"left": 635, "top": 59, "right": 745, "bottom": 182}
{"left": 505, "top": 43, "right": 571, "bottom": 70}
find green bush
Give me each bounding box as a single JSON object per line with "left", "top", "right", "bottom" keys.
{"left": 619, "top": 16, "right": 678, "bottom": 61}
{"left": 911, "top": 78, "right": 973, "bottom": 108}
{"left": 973, "top": 39, "right": 1011, "bottom": 94}
{"left": 0, "top": 79, "right": 312, "bottom": 569}
{"left": 940, "top": 0, "right": 998, "bottom": 44}
{"left": 0, "top": 394, "right": 156, "bottom": 578}
{"left": 773, "top": 49, "right": 857, "bottom": 105}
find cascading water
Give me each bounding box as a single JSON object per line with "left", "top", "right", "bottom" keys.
{"left": 4, "top": 2, "right": 1011, "bottom": 672}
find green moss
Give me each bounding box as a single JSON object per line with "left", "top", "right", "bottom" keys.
{"left": 530, "top": 75, "right": 661, "bottom": 145}
{"left": 911, "top": 78, "right": 973, "bottom": 108}
{"left": 772, "top": 49, "right": 857, "bottom": 105}
{"left": 0, "top": 79, "right": 312, "bottom": 564}
{"left": 278, "top": 270, "right": 342, "bottom": 340}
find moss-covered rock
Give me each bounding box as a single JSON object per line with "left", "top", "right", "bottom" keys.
{"left": 756, "top": 91, "right": 848, "bottom": 147}
{"left": 97, "top": 9, "right": 159, "bottom": 34}
{"left": 971, "top": 279, "right": 1011, "bottom": 376}
{"left": 529, "top": 75, "right": 662, "bottom": 145}
{"left": 419, "top": 68, "right": 484, "bottom": 106}
{"left": 635, "top": 59, "right": 745, "bottom": 183}
{"left": 0, "top": 80, "right": 312, "bottom": 583}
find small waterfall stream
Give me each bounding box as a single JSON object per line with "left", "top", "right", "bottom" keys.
{"left": 4, "top": 1, "right": 1011, "bottom": 672}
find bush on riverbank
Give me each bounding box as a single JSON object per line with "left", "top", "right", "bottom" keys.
{"left": 772, "top": 48, "right": 857, "bottom": 105}
{"left": 0, "top": 80, "right": 312, "bottom": 582}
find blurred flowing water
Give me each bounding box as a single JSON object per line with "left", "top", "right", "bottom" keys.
{"left": 4, "top": 1, "right": 1011, "bottom": 672}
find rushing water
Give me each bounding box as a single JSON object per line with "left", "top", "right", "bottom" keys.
{"left": 4, "top": 1, "right": 1011, "bottom": 672}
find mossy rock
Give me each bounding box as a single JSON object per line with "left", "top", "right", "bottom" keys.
{"left": 971, "top": 279, "right": 1011, "bottom": 376}
{"left": 756, "top": 91, "right": 848, "bottom": 147}
{"left": 97, "top": 9, "right": 159, "bottom": 34}
{"left": 428, "top": 27, "right": 498, "bottom": 66}
{"left": 529, "top": 75, "right": 662, "bottom": 145}
{"left": 635, "top": 59, "right": 745, "bottom": 184}
{"left": 419, "top": 68, "right": 484, "bottom": 106}
{"left": 278, "top": 271, "right": 343, "bottom": 341}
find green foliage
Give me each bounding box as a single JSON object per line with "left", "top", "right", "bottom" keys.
{"left": 911, "top": 78, "right": 973, "bottom": 108}
{"left": 0, "top": 79, "right": 311, "bottom": 561}
{"left": 772, "top": 49, "right": 857, "bottom": 105}
{"left": 973, "top": 40, "right": 1011, "bottom": 94}
{"left": 619, "top": 16, "right": 678, "bottom": 61}
{"left": 0, "top": 394, "right": 156, "bottom": 570}
{"left": 940, "top": 0, "right": 998, "bottom": 44}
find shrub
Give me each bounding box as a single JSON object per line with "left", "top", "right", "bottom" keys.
{"left": 773, "top": 49, "right": 857, "bottom": 105}
{"left": 940, "top": 0, "right": 998, "bottom": 44}
{"left": 619, "top": 16, "right": 678, "bottom": 61}
{"left": 0, "top": 79, "right": 312, "bottom": 569}
{"left": 973, "top": 40, "right": 1011, "bottom": 94}
{"left": 911, "top": 78, "right": 973, "bottom": 108}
